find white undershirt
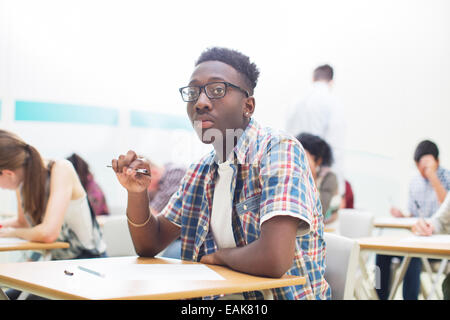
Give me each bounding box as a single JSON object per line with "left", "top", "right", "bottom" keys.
{"left": 210, "top": 161, "right": 236, "bottom": 249}
{"left": 210, "top": 161, "right": 273, "bottom": 300}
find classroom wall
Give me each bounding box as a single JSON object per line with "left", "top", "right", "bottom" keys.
{"left": 0, "top": 0, "right": 449, "bottom": 216}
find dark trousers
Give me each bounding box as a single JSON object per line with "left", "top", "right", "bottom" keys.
{"left": 375, "top": 254, "right": 422, "bottom": 300}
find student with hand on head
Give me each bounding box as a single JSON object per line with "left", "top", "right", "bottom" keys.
{"left": 412, "top": 193, "right": 450, "bottom": 300}
{"left": 111, "top": 47, "right": 330, "bottom": 300}
{"left": 377, "top": 139, "right": 450, "bottom": 300}
{"left": 296, "top": 132, "right": 340, "bottom": 225}
{"left": 390, "top": 140, "right": 449, "bottom": 218}
{"left": 0, "top": 130, "right": 106, "bottom": 259}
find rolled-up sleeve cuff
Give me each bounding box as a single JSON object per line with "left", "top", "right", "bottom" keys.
{"left": 260, "top": 211, "right": 312, "bottom": 236}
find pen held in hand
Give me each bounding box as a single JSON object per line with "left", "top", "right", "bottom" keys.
{"left": 106, "top": 165, "right": 151, "bottom": 176}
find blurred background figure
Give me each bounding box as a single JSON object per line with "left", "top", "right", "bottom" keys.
{"left": 296, "top": 132, "right": 340, "bottom": 225}
{"left": 66, "top": 153, "right": 110, "bottom": 216}
{"left": 147, "top": 160, "right": 186, "bottom": 216}
{"left": 147, "top": 160, "right": 186, "bottom": 259}
{"left": 341, "top": 180, "right": 354, "bottom": 209}
{"left": 286, "top": 64, "right": 347, "bottom": 201}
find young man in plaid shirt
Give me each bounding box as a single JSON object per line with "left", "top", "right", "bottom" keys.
{"left": 112, "top": 47, "right": 331, "bottom": 300}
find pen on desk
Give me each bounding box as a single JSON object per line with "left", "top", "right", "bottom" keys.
{"left": 414, "top": 200, "right": 423, "bottom": 219}
{"left": 78, "top": 265, "right": 105, "bottom": 278}
{"left": 106, "top": 165, "right": 151, "bottom": 176}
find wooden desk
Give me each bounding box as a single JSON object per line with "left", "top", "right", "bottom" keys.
{"left": 0, "top": 240, "right": 70, "bottom": 253}
{"left": 0, "top": 239, "right": 70, "bottom": 300}
{"left": 357, "top": 235, "right": 450, "bottom": 300}
{"left": 0, "top": 256, "right": 306, "bottom": 300}
{"left": 373, "top": 217, "right": 420, "bottom": 230}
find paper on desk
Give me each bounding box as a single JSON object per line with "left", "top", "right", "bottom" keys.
{"left": 399, "top": 234, "right": 450, "bottom": 243}
{"left": 0, "top": 237, "right": 28, "bottom": 244}
{"left": 78, "top": 264, "right": 225, "bottom": 281}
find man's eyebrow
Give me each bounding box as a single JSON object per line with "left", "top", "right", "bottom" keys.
{"left": 188, "top": 76, "right": 226, "bottom": 85}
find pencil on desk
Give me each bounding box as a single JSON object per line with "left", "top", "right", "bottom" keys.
{"left": 78, "top": 265, "right": 105, "bottom": 278}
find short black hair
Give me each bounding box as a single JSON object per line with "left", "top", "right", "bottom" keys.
{"left": 195, "top": 47, "right": 260, "bottom": 95}
{"left": 313, "top": 64, "right": 334, "bottom": 82}
{"left": 296, "top": 132, "right": 334, "bottom": 167}
{"left": 414, "top": 140, "right": 439, "bottom": 162}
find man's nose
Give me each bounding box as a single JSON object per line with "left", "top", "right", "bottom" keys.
{"left": 194, "top": 90, "right": 212, "bottom": 112}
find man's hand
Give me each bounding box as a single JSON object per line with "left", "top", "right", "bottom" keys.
{"left": 111, "top": 150, "right": 152, "bottom": 193}
{"left": 411, "top": 219, "right": 434, "bottom": 236}
{"left": 420, "top": 155, "right": 439, "bottom": 180}
{"left": 390, "top": 207, "right": 405, "bottom": 218}
{"left": 200, "top": 251, "right": 225, "bottom": 266}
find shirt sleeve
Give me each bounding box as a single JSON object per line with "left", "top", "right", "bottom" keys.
{"left": 431, "top": 193, "right": 450, "bottom": 234}
{"left": 258, "top": 135, "right": 319, "bottom": 236}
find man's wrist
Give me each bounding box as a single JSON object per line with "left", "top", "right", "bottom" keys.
{"left": 127, "top": 190, "right": 149, "bottom": 200}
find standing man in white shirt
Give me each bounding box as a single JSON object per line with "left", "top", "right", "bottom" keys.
{"left": 286, "top": 65, "right": 347, "bottom": 197}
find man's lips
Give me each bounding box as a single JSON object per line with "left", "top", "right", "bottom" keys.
{"left": 200, "top": 120, "right": 214, "bottom": 129}
{"left": 194, "top": 117, "right": 215, "bottom": 129}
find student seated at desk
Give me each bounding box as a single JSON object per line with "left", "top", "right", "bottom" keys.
{"left": 412, "top": 193, "right": 450, "bottom": 300}
{"left": 376, "top": 139, "right": 450, "bottom": 300}
{"left": 295, "top": 132, "right": 340, "bottom": 225}
{"left": 0, "top": 130, "right": 106, "bottom": 258}
{"left": 0, "top": 130, "right": 107, "bottom": 299}
{"left": 66, "top": 153, "right": 110, "bottom": 216}
{"left": 111, "top": 47, "right": 330, "bottom": 300}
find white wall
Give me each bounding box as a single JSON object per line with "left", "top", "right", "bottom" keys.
{"left": 0, "top": 0, "right": 449, "bottom": 216}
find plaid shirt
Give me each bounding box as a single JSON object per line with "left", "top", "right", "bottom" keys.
{"left": 407, "top": 167, "right": 450, "bottom": 217}
{"left": 162, "top": 118, "right": 331, "bottom": 300}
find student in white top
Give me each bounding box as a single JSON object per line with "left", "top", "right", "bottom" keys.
{"left": 285, "top": 64, "right": 347, "bottom": 197}
{"left": 0, "top": 129, "right": 106, "bottom": 261}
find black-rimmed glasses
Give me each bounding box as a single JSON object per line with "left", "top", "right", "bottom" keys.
{"left": 179, "top": 81, "right": 250, "bottom": 102}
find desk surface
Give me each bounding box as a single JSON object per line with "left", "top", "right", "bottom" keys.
{"left": 373, "top": 217, "right": 422, "bottom": 229}
{"left": 0, "top": 256, "right": 306, "bottom": 300}
{"left": 0, "top": 240, "right": 70, "bottom": 252}
{"left": 357, "top": 235, "right": 450, "bottom": 256}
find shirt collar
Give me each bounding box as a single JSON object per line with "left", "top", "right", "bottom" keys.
{"left": 207, "top": 118, "right": 260, "bottom": 168}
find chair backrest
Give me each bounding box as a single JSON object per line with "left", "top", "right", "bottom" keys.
{"left": 102, "top": 215, "right": 137, "bottom": 257}
{"left": 324, "top": 232, "right": 360, "bottom": 300}
{"left": 338, "top": 208, "right": 374, "bottom": 238}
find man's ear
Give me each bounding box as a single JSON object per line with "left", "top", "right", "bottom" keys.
{"left": 243, "top": 97, "right": 255, "bottom": 118}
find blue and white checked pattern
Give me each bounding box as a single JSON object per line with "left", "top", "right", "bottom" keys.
{"left": 162, "top": 118, "right": 331, "bottom": 300}
{"left": 407, "top": 167, "right": 450, "bottom": 217}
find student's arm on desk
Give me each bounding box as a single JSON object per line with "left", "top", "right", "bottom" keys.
{"left": 0, "top": 160, "right": 72, "bottom": 242}
{"left": 200, "top": 216, "right": 300, "bottom": 278}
